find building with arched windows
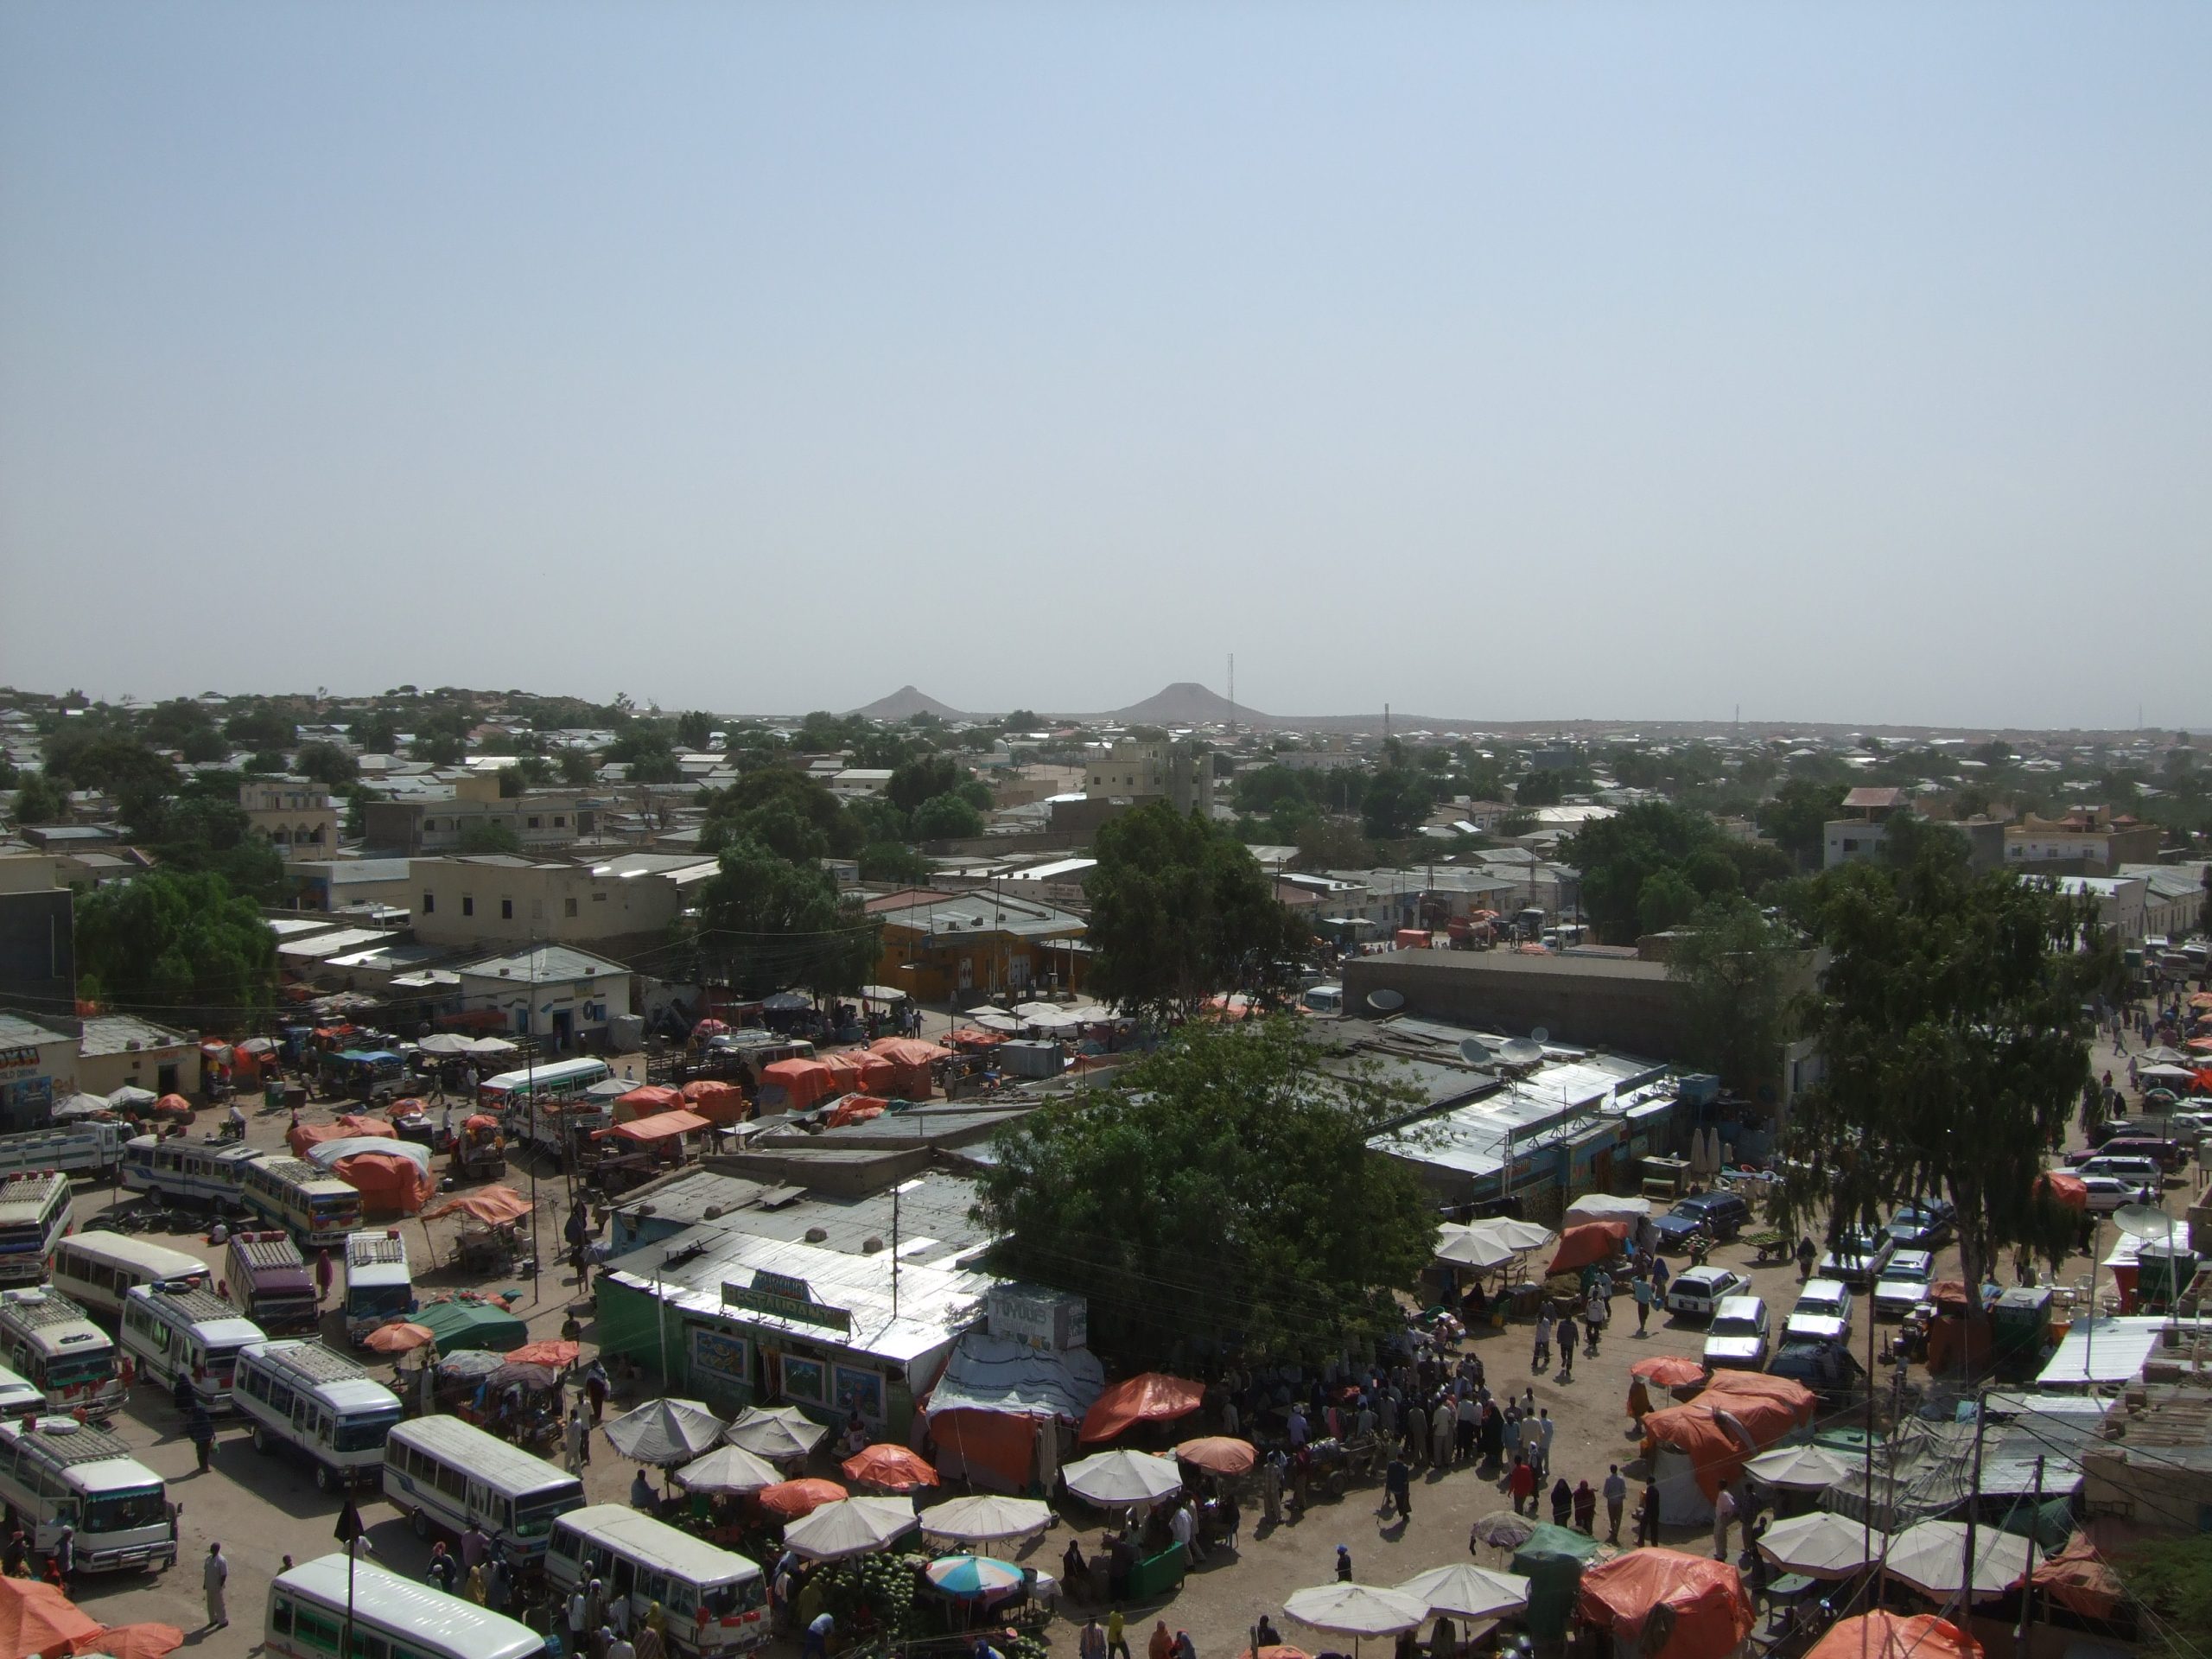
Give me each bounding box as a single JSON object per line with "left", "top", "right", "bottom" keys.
{"left": 239, "top": 780, "right": 338, "bottom": 861}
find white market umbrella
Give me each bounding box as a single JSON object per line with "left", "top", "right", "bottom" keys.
{"left": 725, "top": 1404, "right": 830, "bottom": 1462}
{"left": 52, "top": 1094, "right": 113, "bottom": 1122}
{"left": 1565, "top": 1194, "right": 1650, "bottom": 1224}
{"left": 108, "top": 1086, "right": 157, "bottom": 1108}
{"left": 416, "top": 1033, "right": 476, "bottom": 1055}
{"left": 1744, "top": 1443, "right": 1856, "bottom": 1492}
{"left": 1434, "top": 1226, "right": 1516, "bottom": 1272}
{"left": 1284, "top": 1583, "right": 1430, "bottom": 1639}
{"left": 469, "top": 1036, "right": 518, "bottom": 1058}
{"left": 675, "top": 1444, "right": 784, "bottom": 1496}
{"left": 1061, "top": 1448, "right": 1183, "bottom": 1507}
{"left": 1885, "top": 1520, "right": 2033, "bottom": 1600}
{"left": 921, "top": 1494, "right": 1054, "bottom": 1544}
{"left": 1757, "top": 1512, "right": 1879, "bottom": 1580}
{"left": 604, "top": 1398, "right": 725, "bottom": 1465}
{"left": 1395, "top": 1563, "right": 1531, "bottom": 1621}
{"left": 1466, "top": 1217, "right": 1555, "bottom": 1255}
{"left": 782, "top": 1495, "right": 918, "bottom": 1562}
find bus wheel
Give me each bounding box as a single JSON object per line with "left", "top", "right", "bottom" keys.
{"left": 315, "top": 1462, "right": 334, "bottom": 1493}
{"left": 251, "top": 1423, "right": 270, "bottom": 1454}
{"left": 411, "top": 1507, "right": 429, "bottom": 1540}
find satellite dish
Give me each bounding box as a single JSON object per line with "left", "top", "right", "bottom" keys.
{"left": 2112, "top": 1203, "right": 2176, "bottom": 1241}
{"left": 1459, "top": 1037, "right": 1491, "bottom": 1065}
{"left": 1499, "top": 1038, "right": 1544, "bottom": 1066}
{"left": 1366, "top": 988, "right": 1406, "bottom": 1013}
{"left": 1530, "top": 1027, "right": 1551, "bottom": 1046}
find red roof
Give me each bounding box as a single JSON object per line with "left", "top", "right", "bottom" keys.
{"left": 1841, "top": 786, "right": 1904, "bottom": 810}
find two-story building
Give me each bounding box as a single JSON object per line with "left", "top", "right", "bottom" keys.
{"left": 2004, "top": 808, "right": 2164, "bottom": 874}
{"left": 238, "top": 780, "right": 339, "bottom": 860}
{"left": 360, "top": 779, "right": 607, "bottom": 856}
{"left": 1083, "top": 740, "right": 1213, "bottom": 817}
{"left": 873, "top": 891, "right": 1088, "bottom": 1004}
{"left": 412, "top": 854, "right": 714, "bottom": 956}
{"left": 453, "top": 945, "right": 632, "bottom": 1050}
{"left": 1823, "top": 786, "right": 1904, "bottom": 869}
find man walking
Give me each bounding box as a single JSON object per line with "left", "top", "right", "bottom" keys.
{"left": 1532, "top": 1308, "right": 1553, "bottom": 1372}
{"left": 203, "top": 1542, "right": 229, "bottom": 1630}
{"left": 1637, "top": 1483, "right": 1662, "bottom": 1548}
{"left": 1531, "top": 1409, "right": 1554, "bottom": 1479}
{"left": 1556, "top": 1313, "right": 1577, "bottom": 1382}
{"left": 1383, "top": 1452, "right": 1412, "bottom": 1522}
{"left": 1603, "top": 1465, "right": 1628, "bottom": 1544}
{"left": 1713, "top": 1486, "right": 1738, "bottom": 1561}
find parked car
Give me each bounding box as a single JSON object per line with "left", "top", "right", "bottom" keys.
{"left": 1665, "top": 1265, "right": 1751, "bottom": 1321}
{"left": 1885, "top": 1201, "right": 1956, "bottom": 1250}
{"left": 2066, "top": 1139, "right": 2184, "bottom": 1173}
{"left": 1704, "top": 1295, "right": 1772, "bottom": 1370}
{"left": 1650, "top": 1191, "right": 1754, "bottom": 1249}
{"left": 1786, "top": 1279, "right": 1855, "bottom": 1345}
{"left": 1767, "top": 1338, "right": 1857, "bottom": 1402}
{"left": 1871, "top": 1249, "right": 1936, "bottom": 1320}
{"left": 2075, "top": 1154, "right": 2165, "bottom": 1188}
{"left": 1817, "top": 1228, "right": 1896, "bottom": 1287}
{"left": 2076, "top": 1173, "right": 2163, "bottom": 1214}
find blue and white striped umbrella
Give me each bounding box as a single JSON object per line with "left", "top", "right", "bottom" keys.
{"left": 925, "top": 1554, "right": 1027, "bottom": 1599}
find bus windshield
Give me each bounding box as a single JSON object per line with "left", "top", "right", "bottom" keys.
{"left": 701, "top": 1577, "right": 766, "bottom": 1618}
{"left": 349, "top": 1286, "right": 413, "bottom": 1318}
{"left": 311, "top": 1195, "right": 362, "bottom": 1224}
{"left": 86, "top": 1485, "right": 167, "bottom": 1535}
{"left": 0, "top": 1225, "right": 51, "bottom": 1253}
{"left": 334, "top": 1407, "right": 402, "bottom": 1453}
{"left": 513, "top": 1491, "right": 582, "bottom": 1538}
{"left": 41, "top": 1354, "right": 114, "bottom": 1389}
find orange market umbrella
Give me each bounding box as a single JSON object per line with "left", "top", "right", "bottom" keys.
{"left": 78, "top": 1623, "right": 188, "bottom": 1659}
{"left": 1079, "top": 1371, "right": 1205, "bottom": 1443}
{"left": 841, "top": 1443, "right": 939, "bottom": 1491}
{"left": 1239, "top": 1649, "right": 1313, "bottom": 1659}
{"left": 507, "top": 1339, "right": 581, "bottom": 1368}
{"left": 154, "top": 1093, "right": 194, "bottom": 1118}
{"left": 759, "top": 1478, "right": 849, "bottom": 1518}
{"left": 0, "top": 1579, "right": 103, "bottom": 1656}
{"left": 1630, "top": 1356, "right": 1708, "bottom": 1390}
{"left": 362, "top": 1321, "right": 436, "bottom": 1353}
{"left": 1175, "top": 1436, "right": 1258, "bottom": 1475}
{"left": 1807, "top": 1613, "right": 1981, "bottom": 1659}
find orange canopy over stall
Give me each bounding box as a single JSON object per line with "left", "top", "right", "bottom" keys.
{"left": 2031, "top": 1518, "right": 2152, "bottom": 1620}
{"left": 594, "top": 1109, "right": 711, "bottom": 1143}
{"left": 821, "top": 1051, "right": 897, "bottom": 1097}
{"left": 947, "top": 1028, "right": 1007, "bottom": 1049}
{"left": 423, "top": 1185, "right": 533, "bottom": 1226}
{"left": 335, "top": 1113, "right": 398, "bottom": 1138}
{"left": 760, "top": 1058, "right": 838, "bottom": 1112}
{"left": 1578, "top": 1550, "right": 1753, "bottom": 1659}
{"left": 680, "top": 1079, "right": 750, "bottom": 1125}
{"left": 1807, "top": 1614, "right": 1981, "bottom": 1659}
{"left": 1548, "top": 1220, "right": 1630, "bottom": 1276}
{"left": 757, "top": 1478, "right": 847, "bottom": 1518}
{"left": 825, "top": 1096, "right": 885, "bottom": 1129}
{"left": 869, "top": 1037, "right": 949, "bottom": 1098}
{"left": 0, "top": 1577, "right": 102, "bottom": 1656}
{"left": 2036, "top": 1171, "right": 2088, "bottom": 1210}
{"left": 928, "top": 1411, "right": 1039, "bottom": 1492}
{"left": 332, "top": 1152, "right": 433, "bottom": 1216}
{"left": 841, "top": 1443, "right": 940, "bottom": 1491}
{"left": 1079, "top": 1372, "right": 1205, "bottom": 1444}
{"left": 1640, "top": 1371, "right": 1815, "bottom": 1497}
{"left": 614, "top": 1085, "right": 683, "bottom": 1121}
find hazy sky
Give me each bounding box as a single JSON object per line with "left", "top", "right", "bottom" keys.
{"left": 4, "top": 4, "right": 2207, "bottom": 729}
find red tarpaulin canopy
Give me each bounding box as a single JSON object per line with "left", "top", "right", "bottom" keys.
{"left": 680, "top": 1079, "right": 750, "bottom": 1125}
{"left": 822, "top": 1051, "right": 897, "bottom": 1096}
{"left": 2037, "top": 1170, "right": 2089, "bottom": 1210}
{"left": 947, "top": 1027, "right": 1007, "bottom": 1049}
{"left": 760, "top": 1058, "right": 838, "bottom": 1111}
{"left": 758, "top": 1478, "right": 847, "bottom": 1518}
{"left": 335, "top": 1113, "right": 397, "bottom": 1137}
{"left": 1578, "top": 1549, "right": 1754, "bottom": 1659}
{"left": 594, "top": 1109, "right": 711, "bottom": 1143}
{"left": 332, "top": 1151, "right": 432, "bottom": 1216}
{"left": 825, "top": 1096, "right": 885, "bottom": 1129}
{"left": 614, "top": 1084, "right": 683, "bottom": 1120}
{"left": 1548, "top": 1219, "right": 1630, "bottom": 1275}
{"left": 841, "top": 1443, "right": 940, "bottom": 1490}
{"left": 423, "top": 1185, "right": 533, "bottom": 1226}
{"left": 1807, "top": 1614, "right": 1980, "bottom": 1659}
{"left": 1641, "top": 1370, "right": 1815, "bottom": 1497}
{"left": 1079, "top": 1372, "right": 1205, "bottom": 1444}
{"left": 0, "top": 1579, "right": 101, "bottom": 1656}
{"left": 77, "top": 1623, "right": 187, "bottom": 1659}
{"left": 869, "top": 1037, "right": 948, "bottom": 1097}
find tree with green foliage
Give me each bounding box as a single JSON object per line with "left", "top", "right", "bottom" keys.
{"left": 224, "top": 704, "right": 299, "bottom": 749}
{"left": 1001, "top": 709, "right": 1040, "bottom": 731}
{"left": 457, "top": 818, "right": 524, "bottom": 855}
{"left": 1293, "top": 817, "right": 1371, "bottom": 870}
{"left": 694, "top": 836, "right": 876, "bottom": 1000}
{"left": 1564, "top": 802, "right": 1739, "bottom": 944}
{"left": 910, "top": 792, "right": 985, "bottom": 841}
{"left": 858, "top": 842, "right": 932, "bottom": 885}
{"left": 674, "top": 711, "right": 715, "bottom": 750}
{"left": 1666, "top": 899, "right": 1806, "bottom": 1103}
{"left": 2113, "top": 1532, "right": 2212, "bottom": 1659}
{"left": 77, "top": 870, "right": 278, "bottom": 1031}
{"left": 1515, "top": 769, "right": 1566, "bottom": 807}
{"left": 1087, "top": 801, "right": 1309, "bottom": 1023}
{"left": 1756, "top": 778, "right": 1847, "bottom": 870}
{"left": 1771, "top": 818, "right": 2114, "bottom": 1312}
{"left": 973, "top": 1018, "right": 1437, "bottom": 1366}
{"left": 702, "top": 768, "right": 861, "bottom": 860}
{"left": 9, "top": 772, "right": 68, "bottom": 825}
{"left": 556, "top": 747, "right": 599, "bottom": 787}
{"left": 129, "top": 779, "right": 288, "bottom": 904}
{"left": 38, "top": 728, "right": 178, "bottom": 818}
{"left": 351, "top": 713, "right": 401, "bottom": 754}
{"left": 888, "top": 754, "right": 963, "bottom": 814}
{"left": 293, "top": 742, "right": 359, "bottom": 790}
{"left": 1360, "top": 764, "right": 1433, "bottom": 841}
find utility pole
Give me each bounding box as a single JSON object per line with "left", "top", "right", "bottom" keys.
{"left": 890, "top": 1178, "right": 924, "bottom": 1322}
{"left": 1961, "top": 1389, "right": 1990, "bottom": 1611}
{"left": 2016, "top": 1453, "right": 2046, "bottom": 1646}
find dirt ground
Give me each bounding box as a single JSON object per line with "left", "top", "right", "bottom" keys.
{"left": 53, "top": 1022, "right": 2188, "bottom": 1659}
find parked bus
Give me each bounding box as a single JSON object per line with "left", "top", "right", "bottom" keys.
{"left": 0, "top": 1123, "right": 127, "bottom": 1181}
{"left": 0, "top": 1174, "right": 71, "bottom": 1286}
{"left": 239, "top": 1156, "right": 362, "bottom": 1250}
{"left": 546, "top": 1505, "right": 768, "bottom": 1656}
{"left": 0, "top": 1417, "right": 175, "bottom": 1573}
{"left": 225, "top": 1231, "right": 320, "bottom": 1334}
{"left": 266, "top": 1554, "right": 545, "bottom": 1659}
{"left": 478, "top": 1058, "right": 612, "bottom": 1113}
{"left": 343, "top": 1230, "right": 415, "bottom": 1344}
{"left": 119, "top": 1136, "right": 262, "bottom": 1209}
{"left": 382, "top": 1416, "right": 583, "bottom": 1564}
{"left": 51, "top": 1233, "right": 208, "bottom": 1320}
{"left": 234, "top": 1339, "right": 402, "bottom": 1492}
{"left": 0, "top": 1287, "right": 122, "bottom": 1420}
{"left": 118, "top": 1284, "right": 264, "bottom": 1413}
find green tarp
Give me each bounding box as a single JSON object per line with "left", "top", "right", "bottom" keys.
{"left": 1511, "top": 1522, "right": 1603, "bottom": 1643}
{"left": 416, "top": 1298, "right": 527, "bottom": 1354}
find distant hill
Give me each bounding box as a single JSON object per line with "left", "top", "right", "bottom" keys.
{"left": 848, "top": 685, "right": 969, "bottom": 721}
{"left": 1109, "top": 682, "right": 1252, "bottom": 726}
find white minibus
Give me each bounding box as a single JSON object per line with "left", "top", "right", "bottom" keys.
{"left": 0, "top": 1362, "right": 43, "bottom": 1421}
{"left": 0, "top": 1416, "right": 176, "bottom": 1572}
{"left": 118, "top": 1283, "right": 264, "bottom": 1413}
{"left": 235, "top": 1339, "right": 403, "bottom": 1492}
{"left": 240, "top": 1156, "right": 363, "bottom": 1250}
{"left": 51, "top": 1233, "right": 208, "bottom": 1320}
{"left": 547, "top": 1505, "right": 769, "bottom": 1656}
{"left": 0, "top": 1123, "right": 126, "bottom": 1180}
{"left": 383, "top": 1415, "right": 584, "bottom": 1564}
{"left": 0, "top": 1287, "right": 124, "bottom": 1420}
{"left": 477, "top": 1057, "right": 613, "bottom": 1112}
{"left": 343, "top": 1229, "right": 416, "bottom": 1343}
{"left": 119, "top": 1136, "right": 262, "bottom": 1208}
{"left": 266, "top": 1554, "right": 545, "bottom": 1659}
{"left": 0, "top": 1173, "right": 71, "bottom": 1285}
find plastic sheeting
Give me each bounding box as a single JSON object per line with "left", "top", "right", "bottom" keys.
{"left": 1641, "top": 1370, "right": 1816, "bottom": 1498}
{"left": 594, "top": 1109, "right": 710, "bottom": 1143}
{"left": 679, "top": 1080, "right": 749, "bottom": 1125}
{"left": 614, "top": 1085, "right": 684, "bottom": 1120}
{"left": 423, "top": 1185, "right": 531, "bottom": 1226}
{"left": 821, "top": 1051, "right": 896, "bottom": 1097}
{"left": 1577, "top": 1549, "right": 1754, "bottom": 1659}
{"left": 760, "top": 1058, "right": 837, "bottom": 1112}
{"left": 1078, "top": 1372, "right": 1205, "bottom": 1444}
{"left": 330, "top": 1151, "right": 433, "bottom": 1216}
{"left": 1806, "top": 1614, "right": 1980, "bottom": 1659}
{"left": 1547, "top": 1220, "right": 1629, "bottom": 1275}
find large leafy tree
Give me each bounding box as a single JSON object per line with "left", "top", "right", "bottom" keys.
{"left": 694, "top": 836, "right": 876, "bottom": 1000}
{"left": 1665, "top": 898, "right": 1807, "bottom": 1103}
{"left": 1755, "top": 779, "right": 1847, "bottom": 870}
{"left": 130, "top": 780, "right": 287, "bottom": 904}
{"left": 1087, "top": 802, "right": 1309, "bottom": 1023}
{"left": 293, "top": 742, "right": 359, "bottom": 789}
{"left": 1563, "top": 801, "right": 1773, "bottom": 944}
{"left": 887, "top": 754, "right": 963, "bottom": 814}
{"left": 1360, "top": 764, "right": 1433, "bottom": 841}
{"left": 1773, "top": 819, "right": 2115, "bottom": 1305}
{"left": 77, "top": 871, "right": 278, "bottom": 1031}
{"left": 974, "top": 1019, "right": 1437, "bottom": 1365}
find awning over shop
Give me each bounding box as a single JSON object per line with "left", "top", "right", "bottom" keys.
{"left": 594, "top": 1109, "right": 711, "bottom": 1143}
